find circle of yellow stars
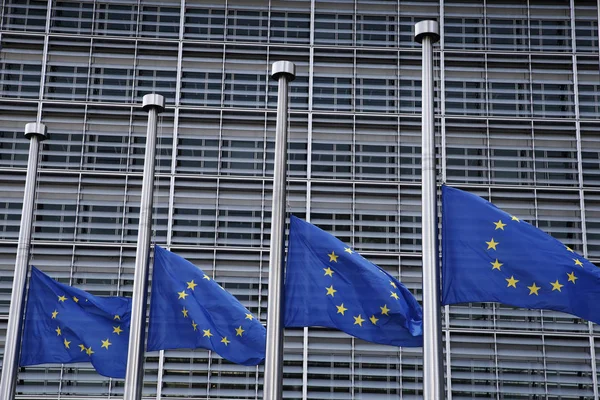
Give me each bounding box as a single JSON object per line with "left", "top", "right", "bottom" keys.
{"left": 52, "top": 295, "right": 124, "bottom": 357}
{"left": 323, "top": 248, "right": 400, "bottom": 329}
{"left": 486, "top": 216, "right": 583, "bottom": 297}
{"left": 177, "top": 276, "right": 256, "bottom": 347}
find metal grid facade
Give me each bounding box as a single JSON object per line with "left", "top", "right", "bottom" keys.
{"left": 0, "top": 0, "right": 599, "bottom": 398}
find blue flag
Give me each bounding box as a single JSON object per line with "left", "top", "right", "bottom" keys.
{"left": 147, "top": 246, "right": 266, "bottom": 366}
{"left": 284, "top": 216, "right": 423, "bottom": 347}
{"left": 442, "top": 185, "right": 600, "bottom": 324}
{"left": 20, "top": 267, "right": 131, "bottom": 378}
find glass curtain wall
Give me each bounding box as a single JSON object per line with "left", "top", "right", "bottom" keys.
{"left": 0, "top": 0, "right": 599, "bottom": 398}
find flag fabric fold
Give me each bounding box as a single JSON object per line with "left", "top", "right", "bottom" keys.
{"left": 284, "top": 215, "right": 423, "bottom": 347}
{"left": 442, "top": 185, "right": 600, "bottom": 324}
{"left": 147, "top": 246, "right": 266, "bottom": 366}
{"left": 20, "top": 267, "right": 131, "bottom": 378}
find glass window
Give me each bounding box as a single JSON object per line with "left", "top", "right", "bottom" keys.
{"left": 575, "top": 0, "right": 599, "bottom": 53}
{"left": 226, "top": 1, "right": 268, "bottom": 43}
{"left": 1, "top": 0, "right": 47, "bottom": 32}
{"left": 313, "top": 49, "right": 353, "bottom": 111}
{"left": 50, "top": 0, "right": 93, "bottom": 34}
{"left": 445, "top": 53, "right": 486, "bottom": 115}
{"left": 355, "top": 51, "right": 397, "bottom": 113}
{"left": 223, "top": 45, "right": 268, "bottom": 109}
{"left": 531, "top": 56, "right": 575, "bottom": 118}
{"left": 356, "top": 1, "right": 397, "bottom": 47}
{"left": 533, "top": 121, "right": 578, "bottom": 187}
{"left": 487, "top": 54, "right": 531, "bottom": 117}
{"left": 577, "top": 56, "right": 600, "bottom": 119}
{"left": 355, "top": 115, "right": 398, "bottom": 182}
{"left": 181, "top": 44, "right": 224, "bottom": 107}
{"left": 529, "top": 0, "right": 572, "bottom": 52}
{"left": 184, "top": 1, "right": 225, "bottom": 40}
{"left": 89, "top": 39, "right": 136, "bottom": 103}
{"left": 94, "top": 2, "right": 138, "bottom": 37}
{"left": 45, "top": 38, "right": 90, "bottom": 101}
{"left": 489, "top": 120, "right": 534, "bottom": 186}
{"left": 140, "top": 0, "right": 180, "bottom": 39}
{"left": 445, "top": 118, "right": 488, "bottom": 184}
{"left": 486, "top": 0, "right": 528, "bottom": 51}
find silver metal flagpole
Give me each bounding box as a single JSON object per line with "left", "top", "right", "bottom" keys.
{"left": 0, "top": 122, "right": 48, "bottom": 399}
{"left": 263, "top": 60, "right": 295, "bottom": 400}
{"left": 415, "top": 20, "right": 444, "bottom": 400}
{"left": 123, "top": 93, "right": 165, "bottom": 400}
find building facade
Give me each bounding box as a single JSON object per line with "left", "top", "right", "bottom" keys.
{"left": 0, "top": 0, "right": 599, "bottom": 398}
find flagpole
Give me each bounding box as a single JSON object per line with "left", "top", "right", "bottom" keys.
{"left": 415, "top": 20, "right": 444, "bottom": 400}
{"left": 0, "top": 122, "right": 47, "bottom": 399}
{"left": 263, "top": 60, "right": 295, "bottom": 400}
{"left": 123, "top": 93, "right": 165, "bottom": 400}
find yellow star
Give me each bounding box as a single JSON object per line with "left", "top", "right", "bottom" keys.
{"left": 187, "top": 280, "right": 198, "bottom": 290}
{"left": 101, "top": 339, "right": 111, "bottom": 349}
{"left": 245, "top": 313, "right": 254, "bottom": 320}
{"left": 73, "top": 296, "right": 79, "bottom": 303}
{"left": 380, "top": 304, "right": 390, "bottom": 316}
{"left": 78, "top": 344, "right": 86, "bottom": 352}
{"left": 113, "top": 326, "right": 123, "bottom": 335}
{"left": 506, "top": 276, "right": 519, "bottom": 288}
{"left": 328, "top": 251, "right": 338, "bottom": 262}
{"left": 63, "top": 338, "right": 71, "bottom": 349}
{"left": 369, "top": 315, "right": 379, "bottom": 325}
{"left": 114, "top": 315, "right": 120, "bottom": 320}
{"left": 203, "top": 329, "right": 213, "bottom": 338}
{"left": 390, "top": 281, "right": 397, "bottom": 289}
{"left": 574, "top": 259, "right": 583, "bottom": 267}
{"left": 551, "top": 280, "right": 564, "bottom": 292}
{"left": 486, "top": 238, "right": 499, "bottom": 250}
{"left": 182, "top": 307, "right": 189, "bottom": 318}
{"left": 326, "top": 285, "right": 337, "bottom": 297}
{"left": 344, "top": 247, "right": 353, "bottom": 254}
{"left": 491, "top": 259, "right": 503, "bottom": 271}
{"left": 203, "top": 274, "right": 211, "bottom": 280}
{"left": 55, "top": 326, "right": 62, "bottom": 336}
{"left": 566, "top": 245, "right": 574, "bottom": 253}
{"left": 235, "top": 326, "right": 245, "bottom": 337}
{"left": 527, "top": 283, "right": 540, "bottom": 295}
{"left": 221, "top": 336, "right": 230, "bottom": 346}
{"left": 494, "top": 220, "right": 506, "bottom": 230}
{"left": 390, "top": 291, "right": 399, "bottom": 300}
{"left": 353, "top": 315, "right": 365, "bottom": 326}
{"left": 511, "top": 216, "right": 520, "bottom": 222}
{"left": 336, "top": 303, "right": 347, "bottom": 315}
{"left": 567, "top": 272, "right": 577, "bottom": 284}
{"left": 192, "top": 321, "right": 198, "bottom": 331}
{"left": 58, "top": 295, "right": 67, "bottom": 302}
{"left": 86, "top": 347, "right": 94, "bottom": 356}
{"left": 178, "top": 290, "right": 189, "bottom": 300}
{"left": 323, "top": 267, "right": 334, "bottom": 277}
{"left": 51, "top": 310, "right": 58, "bottom": 319}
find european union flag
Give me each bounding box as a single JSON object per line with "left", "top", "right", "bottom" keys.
{"left": 20, "top": 267, "right": 131, "bottom": 378}
{"left": 284, "top": 216, "right": 423, "bottom": 347}
{"left": 442, "top": 185, "right": 600, "bottom": 324}
{"left": 147, "top": 246, "right": 266, "bottom": 366}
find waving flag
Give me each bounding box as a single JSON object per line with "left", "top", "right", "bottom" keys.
{"left": 284, "top": 216, "right": 423, "bottom": 347}
{"left": 20, "top": 267, "right": 131, "bottom": 378}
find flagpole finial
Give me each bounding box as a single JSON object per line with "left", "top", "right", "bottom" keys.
{"left": 142, "top": 93, "right": 165, "bottom": 112}
{"left": 271, "top": 60, "right": 296, "bottom": 81}
{"left": 414, "top": 20, "right": 440, "bottom": 44}
{"left": 24, "top": 122, "right": 47, "bottom": 141}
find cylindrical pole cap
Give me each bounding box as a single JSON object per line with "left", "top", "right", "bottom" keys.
{"left": 24, "top": 122, "right": 48, "bottom": 141}
{"left": 414, "top": 20, "right": 440, "bottom": 44}
{"left": 142, "top": 93, "right": 166, "bottom": 112}
{"left": 271, "top": 61, "right": 296, "bottom": 81}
